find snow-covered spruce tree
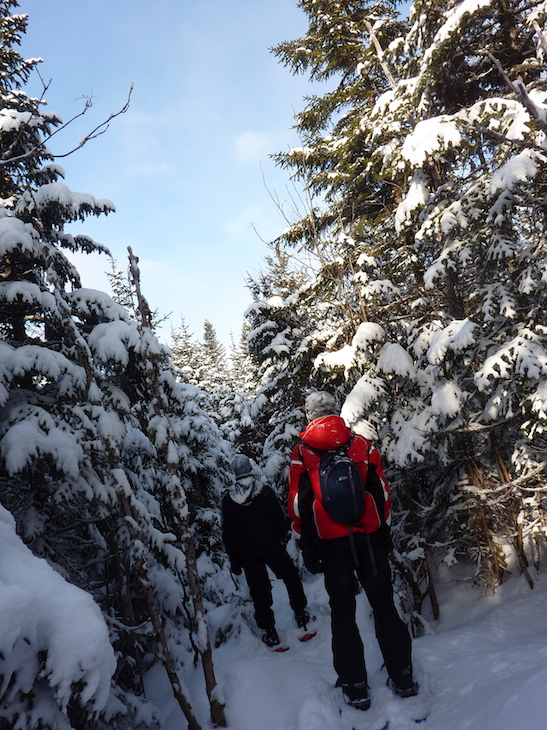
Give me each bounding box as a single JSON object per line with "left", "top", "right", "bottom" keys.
{"left": 200, "top": 320, "right": 228, "bottom": 382}
{"left": 272, "top": 0, "right": 547, "bottom": 605}
{"left": 193, "top": 320, "right": 235, "bottom": 419}
{"left": 0, "top": 5, "right": 229, "bottom": 728}
{"left": 170, "top": 314, "right": 202, "bottom": 383}
{"left": 169, "top": 316, "right": 255, "bottom": 512}
{"left": 270, "top": 0, "right": 443, "bottom": 624}
{"left": 105, "top": 256, "right": 137, "bottom": 314}
{"left": 0, "top": 4, "right": 128, "bottom": 726}
{"left": 219, "top": 326, "right": 262, "bottom": 458}
{"left": 245, "top": 246, "right": 323, "bottom": 491}
{"left": 189, "top": 319, "right": 252, "bottom": 453}
{"left": 76, "top": 256, "right": 232, "bottom": 727}
{"left": 347, "top": 0, "right": 547, "bottom": 593}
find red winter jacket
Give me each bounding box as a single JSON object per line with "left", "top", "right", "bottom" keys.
{"left": 287, "top": 415, "right": 391, "bottom": 540}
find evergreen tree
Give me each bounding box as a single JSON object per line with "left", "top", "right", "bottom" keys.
{"left": 0, "top": 5, "right": 230, "bottom": 727}
{"left": 170, "top": 314, "right": 201, "bottom": 383}
{"left": 198, "top": 319, "right": 228, "bottom": 389}
{"left": 270, "top": 0, "right": 547, "bottom": 614}
{"left": 106, "top": 256, "right": 136, "bottom": 313}
{"left": 245, "top": 246, "right": 318, "bottom": 490}
{"left": 0, "top": 4, "right": 124, "bottom": 724}
{"left": 217, "top": 326, "right": 261, "bottom": 458}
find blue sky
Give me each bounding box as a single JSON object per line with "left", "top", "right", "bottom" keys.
{"left": 18, "top": 0, "right": 315, "bottom": 347}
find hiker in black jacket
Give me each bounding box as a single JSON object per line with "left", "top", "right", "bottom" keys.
{"left": 222, "top": 454, "right": 310, "bottom": 648}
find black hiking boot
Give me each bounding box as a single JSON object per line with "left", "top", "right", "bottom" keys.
{"left": 295, "top": 610, "right": 315, "bottom": 630}
{"left": 261, "top": 627, "right": 281, "bottom": 648}
{"left": 341, "top": 680, "right": 371, "bottom": 711}
{"left": 389, "top": 666, "right": 419, "bottom": 698}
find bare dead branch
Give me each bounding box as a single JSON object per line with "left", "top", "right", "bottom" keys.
{"left": 532, "top": 20, "right": 547, "bottom": 58}
{"left": 364, "top": 19, "right": 397, "bottom": 91}
{"left": 54, "top": 84, "right": 133, "bottom": 158}
{"left": 0, "top": 84, "right": 134, "bottom": 167}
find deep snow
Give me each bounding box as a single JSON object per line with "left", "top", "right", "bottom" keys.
{"left": 145, "top": 562, "right": 547, "bottom": 730}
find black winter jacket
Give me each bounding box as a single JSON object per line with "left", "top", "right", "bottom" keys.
{"left": 221, "top": 485, "right": 289, "bottom": 564}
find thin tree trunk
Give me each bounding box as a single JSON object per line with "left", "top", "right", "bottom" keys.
{"left": 465, "top": 459, "right": 505, "bottom": 589}
{"left": 135, "top": 559, "right": 202, "bottom": 730}
{"left": 509, "top": 496, "right": 535, "bottom": 589}
{"left": 423, "top": 557, "right": 440, "bottom": 621}
{"left": 535, "top": 492, "right": 546, "bottom": 571}
{"left": 104, "top": 524, "right": 144, "bottom": 693}
{"left": 128, "top": 247, "right": 227, "bottom": 728}
{"left": 117, "top": 486, "right": 203, "bottom": 730}
{"left": 491, "top": 434, "right": 535, "bottom": 588}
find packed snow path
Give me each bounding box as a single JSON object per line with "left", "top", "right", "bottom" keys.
{"left": 145, "top": 571, "right": 547, "bottom": 729}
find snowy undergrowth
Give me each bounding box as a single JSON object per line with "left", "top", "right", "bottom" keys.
{"left": 145, "top": 565, "right": 547, "bottom": 729}
{"left": 0, "top": 505, "right": 115, "bottom": 725}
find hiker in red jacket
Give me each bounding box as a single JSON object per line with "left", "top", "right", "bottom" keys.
{"left": 288, "top": 391, "right": 417, "bottom": 711}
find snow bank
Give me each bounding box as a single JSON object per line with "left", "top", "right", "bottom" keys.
{"left": 0, "top": 504, "right": 115, "bottom": 714}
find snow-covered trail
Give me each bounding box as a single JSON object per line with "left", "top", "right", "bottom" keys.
{"left": 147, "top": 571, "right": 547, "bottom": 729}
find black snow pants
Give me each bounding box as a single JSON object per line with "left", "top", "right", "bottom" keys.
{"left": 319, "top": 530, "right": 412, "bottom": 688}
{"left": 242, "top": 546, "right": 307, "bottom": 630}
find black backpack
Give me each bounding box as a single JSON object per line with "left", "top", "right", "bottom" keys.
{"left": 304, "top": 439, "right": 365, "bottom": 524}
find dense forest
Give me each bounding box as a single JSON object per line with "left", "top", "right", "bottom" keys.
{"left": 0, "top": 0, "right": 546, "bottom": 727}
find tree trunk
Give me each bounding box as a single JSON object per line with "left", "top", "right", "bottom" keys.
{"left": 491, "top": 433, "right": 535, "bottom": 588}
{"left": 104, "top": 523, "right": 144, "bottom": 693}
{"left": 128, "top": 247, "right": 227, "bottom": 728}
{"left": 465, "top": 459, "right": 506, "bottom": 589}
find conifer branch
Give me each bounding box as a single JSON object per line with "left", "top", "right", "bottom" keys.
{"left": 471, "top": 462, "right": 547, "bottom": 495}
{"left": 461, "top": 121, "right": 547, "bottom": 154}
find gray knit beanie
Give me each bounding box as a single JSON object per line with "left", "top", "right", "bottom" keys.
{"left": 231, "top": 454, "right": 254, "bottom": 479}
{"left": 304, "top": 391, "right": 338, "bottom": 422}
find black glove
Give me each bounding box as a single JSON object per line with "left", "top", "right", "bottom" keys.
{"left": 230, "top": 561, "right": 242, "bottom": 575}
{"left": 302, "top": 546, "right": 323, "bottom": 575}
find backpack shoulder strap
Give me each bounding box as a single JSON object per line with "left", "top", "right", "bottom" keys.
{"left": 302, "top": 434, "right": 355, "bottom": 459}
{"left": 296, "top": 445, "right": 319, "bottom": 547}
